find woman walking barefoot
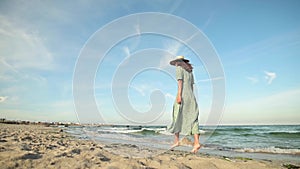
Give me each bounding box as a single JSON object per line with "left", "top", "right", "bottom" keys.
{"left": 167, "top": 56, "right": 201, "bottom": 153}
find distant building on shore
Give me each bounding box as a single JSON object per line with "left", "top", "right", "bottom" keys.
{"left": 0, "top": 118, "right": 79, "bottom": 127}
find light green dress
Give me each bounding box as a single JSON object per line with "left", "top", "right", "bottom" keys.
{"left": 168, "top": 66, "right": 200, "bottom": 135}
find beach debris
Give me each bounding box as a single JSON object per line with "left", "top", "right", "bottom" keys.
{"left": 222, "top": 156, "right": 236, "bottom": 162}
{"left": 137, "top": 159, "right": 157, "bottom": 169}
{"left": 71, "top": 148, "right": 81, "bottom": 154}
{"left": 55, "top": 152, "right": 68, "bottom": 157}
{"left": 19, "top": 153, "right": 42, "bottom": 160}
{"left": 21, "top": 136, "right": 33, "bottom": 141}
{"left": 97, "top": 153, "right": 111, "bottom": 162}
{"left": 283, "top": 163, "right": 300, "bottom": 169}
{"left": 0, "top": 146, "right": 7, "bottom": 152}
{"left": 235, "top": 156, "right": 253, "bottom": 162}
{"left": 46, "top": 144, "right": 58, "bottom": 150}
{"left": 20, "top": 144, "right": 32, "bottom": 151}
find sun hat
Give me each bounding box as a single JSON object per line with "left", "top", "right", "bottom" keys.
{"left": 170, "top": 55, "right": 190, "bottom": 66}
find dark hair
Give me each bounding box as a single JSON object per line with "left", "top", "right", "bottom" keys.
{"left": 177, "top": 60, "right": 193, "bottom": 72}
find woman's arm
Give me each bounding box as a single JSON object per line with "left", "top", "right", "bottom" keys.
{"left": 177, "top": 80, "right": 183, "bottom": 104}
{"left": 191, "top": 74, "right": 194, "bottom": 92}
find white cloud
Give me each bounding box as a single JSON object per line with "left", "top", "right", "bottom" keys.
{"left": 129, "top": 83, "right": 159, "bottom": 97}
{"left": 123, "top": 46, "right": 130, "bottom": 58}
{"left": 202, "top": 12, "right": 215, "bottom": 30}
{"left": 264, "top": 71, "right": 276, "bottom": 85}
{"left": 159, "top": 53, "right": 174, "bottom": 69}
{"left": 195, "top": 76, "right": 224, "bottom": 83}
{"left": 246, "top": 76, "right": 259, "bottom": 84}
{"left": 129, "top": 84, "right": 146, "bottom": 96}
{"left": 0, "top": 58, "right": 47, "bottom": 84}
{"left": 0, "top": 96, "right": 8, "bottom": 103}
{"left": 165, "top": 93, "right": 175, "bottom": 100}
{"left": 0, "top": 58, "right": 20, "bottom": 74}
{"left": 0, "top": 15, "right": 54, "bottom": 71}
{"left": 134, "top": 22, "right": 141, "bottom": 36}
{"left": 165, "top": 41, "right": 183, "bottom": 55}
{"left": 184, "top": 32, "right": 199, "bottom": 43}
{"left": 159, "top": 41, "right": 183, "bottom": 68}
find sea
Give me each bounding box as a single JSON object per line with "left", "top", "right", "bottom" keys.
{"left": 65, "top": 125, "right": 300, "bottom": 164}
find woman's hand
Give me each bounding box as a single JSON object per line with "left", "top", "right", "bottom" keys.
{"left": 177, "top": 95, "right": 182, "bottom": 104}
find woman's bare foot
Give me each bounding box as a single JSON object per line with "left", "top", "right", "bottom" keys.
{"left": 170, "top": 142, "right": 180, "bottom": 149}
{"left": 191, "top": 144, "right": 201, "bottom": 153}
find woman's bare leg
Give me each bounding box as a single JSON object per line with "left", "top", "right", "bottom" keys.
{"left": 171, "top": 133, "right": 180, "bottom": 148}
{"left": 191, "top": 134, "right": 201, "bottom": 153}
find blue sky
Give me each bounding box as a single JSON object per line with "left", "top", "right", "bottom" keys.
{"left": 0, "top": 0, "right": 299, "bottom": 125}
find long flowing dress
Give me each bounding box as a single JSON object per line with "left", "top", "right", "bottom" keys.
{"left": 168, "top": 66, "right": 200, "bottom": 135}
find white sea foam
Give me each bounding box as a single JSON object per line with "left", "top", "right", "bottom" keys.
{"left": 235, "top": 147, "right": 300, "bottom": 155}
{"left": 97, "top": 128, "right": 143, "bottom": 134}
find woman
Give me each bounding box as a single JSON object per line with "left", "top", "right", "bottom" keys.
{"left": 167, "top": 55, "right": 201, "bottom": 153}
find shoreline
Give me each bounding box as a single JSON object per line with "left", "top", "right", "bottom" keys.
{"left": 0, "top": 123, "right": 298, "bottom": 169}
{"left": 1, "top": 119, "right": 299, "bottom": 127}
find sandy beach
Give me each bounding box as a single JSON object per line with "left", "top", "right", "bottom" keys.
{"left": 0, "top": 123, "right": 293, "bottom": 169}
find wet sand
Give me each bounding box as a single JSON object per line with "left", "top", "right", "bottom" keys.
{"left": 0, "top": 123, "right": 288, "bottom": 169}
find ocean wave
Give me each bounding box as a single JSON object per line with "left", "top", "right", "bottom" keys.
{"left": 156, "top": 129, "right": 208, "bottom": 135}
{"left": 134, "top": 128, "right": 161, "bottom": 135}
{"left": 96, "top": 127, "right": 165, "bottom": 135}
{"left": 215, "top": 127, "right": 253, "bottom": 132}
{"left": 96, "top": 127, "right": 210, "bottom": 136}
{"left": 234, "top": 147, "right": 300, "bottom": 155}
{"left": 267, "top": 131, "right": 300, "bottom": 138}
